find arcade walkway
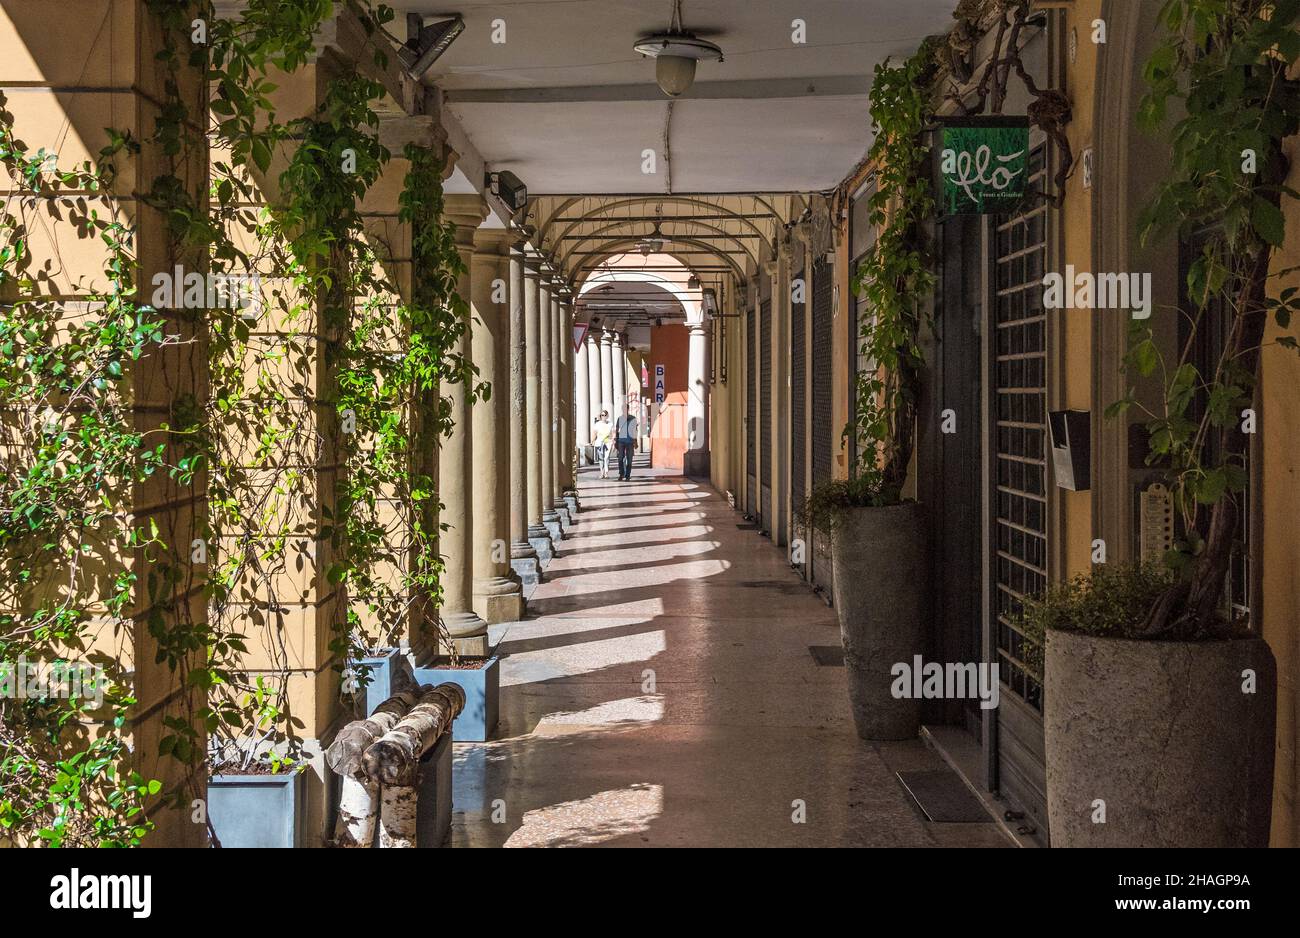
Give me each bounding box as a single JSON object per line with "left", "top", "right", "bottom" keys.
{"left": 450, "top": 462, "right": 1012, "bottom": 848}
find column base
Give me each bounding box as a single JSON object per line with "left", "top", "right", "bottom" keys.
{"left": 473, "top": 576, "right": 525, "bottom": 624}
{"left": 542, "top": 509, "right": 563, "bottom": 543}
{"left": 684, "top": 449, "right": 711, "bottom": 480}
{"left": 510, "top": 540, "right": 542, "bottom": 587}
{"left": 564, "top": 493, "right": 579, "bottom": 515}
{"left": 555, "top": 505, "right": 572, "bottom": 531}
{"left": 439, "top": 610, "right": 489, "bottom": 658}
{"left": 528, "top": 523, "right": 555, "bottom": 564}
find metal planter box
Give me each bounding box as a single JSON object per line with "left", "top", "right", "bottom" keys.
{"left": 411, "top": 656, "right": 499, "bottom": 742}
{"left": 353, "top": 648, "right": 400, "bottom": 716}
{"left": 209, "top": 771, "right": 306, "bottom": 848}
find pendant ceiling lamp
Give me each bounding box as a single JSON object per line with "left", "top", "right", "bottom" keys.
{"left": 634, "top": 0, "right": 723, "bottom": 98}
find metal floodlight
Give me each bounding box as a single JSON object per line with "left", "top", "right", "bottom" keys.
{"left": 487, "top": 170, "right": 528, "bottom": 214}
{"left": 403, "top": 14, "right": 465, "bottom": 80}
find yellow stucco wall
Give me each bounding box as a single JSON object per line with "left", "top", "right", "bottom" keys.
{"left": 1262, "top": 136, "right": 1300, "bottom": 846}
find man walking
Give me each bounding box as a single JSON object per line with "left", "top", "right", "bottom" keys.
{"left": 614, "top": 400, "right": 639, "bottom": 482}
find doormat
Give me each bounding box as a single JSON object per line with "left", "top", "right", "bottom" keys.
{"left": 896, "top": 769, "right": 991, "bottom": 823}
{"left": 808, "top": 645, "right": 844, "bottom": 667}
{"left": 735, "top": 523, "right": 759, "bottom": 531}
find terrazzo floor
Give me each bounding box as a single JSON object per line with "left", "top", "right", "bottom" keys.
{"left": 450, "top": 459, "right": 1012, "bottom": 848}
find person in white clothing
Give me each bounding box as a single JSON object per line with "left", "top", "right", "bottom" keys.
{"left": 592, "top": 411, "right": 613, "bottom": 479}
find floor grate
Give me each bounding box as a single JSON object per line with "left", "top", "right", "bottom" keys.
{"left": 896, "top": 769, "right": 992, "bottom": 823}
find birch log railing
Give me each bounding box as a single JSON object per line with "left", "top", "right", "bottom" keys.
{"left": 325, "top": 681, "right": 466, "bottom": 848}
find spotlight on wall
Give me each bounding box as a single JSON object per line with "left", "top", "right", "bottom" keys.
{"left": 486, "top": 170, "right": 528, "bottom": 214}
{"left": 687, "top": 274, "right": 701, "bottom": 289}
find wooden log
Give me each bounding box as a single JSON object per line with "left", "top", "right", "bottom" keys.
{"left": 363, "top": 683, "right": 466, "bottom": 787}
{"left": 325, "top": 690, "right": 419, "bottom": 777}
{"left": 335, "top": 775, "right": 380, "bottom": 848}
{"left": 326, "top": 690, "right": 418, "bottom": 847}
{"left": 378, "top": 784, "right": 419, "bottom": 848}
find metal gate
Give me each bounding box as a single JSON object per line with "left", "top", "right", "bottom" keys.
{"left": 990, "top": 147, "right": 1050, "bottom": 834}
{"left": 791, "top": 266, "right": 807, "bottom": 574}
{"left": 810, "top": 258, "right": 834, "bottom": 597}
{"left": 746, "top": 301, "right": 756, "bottom": 517}
{"left": 760, "top": 297, "right": 772, "bottom": 531}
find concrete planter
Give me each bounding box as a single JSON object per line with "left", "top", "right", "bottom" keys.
{"left": 411, "top": 656, "right": 500, "bottom": 742}
{"left": 209, "top": 771, "right": 306, "bottom": 848}
{"left": 1045, "top": 630, "right": 1276, "bottom": 847}
{"left": 829, "top": 502, "right": 928, "bottom": 741}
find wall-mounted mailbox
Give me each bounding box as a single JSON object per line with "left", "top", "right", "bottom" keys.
{"left": 1049, "top": 410, "right": 1091, "bottom": 491}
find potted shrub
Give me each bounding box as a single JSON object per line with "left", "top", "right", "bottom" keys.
{"left": 1032, "top": 2, "right": 1300, "bottom": 847}
{"left": 1020, "top": 564, "right": 1275, "bottom": 848}
{"left": 207, "top": 680, "right": 308, "bottom": 848}
{"left": 798, "top": 54, "right": 936, "bottom": 742}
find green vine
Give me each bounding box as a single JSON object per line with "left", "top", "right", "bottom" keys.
{"left": 801, "top": 47, "right": 938, "bottom": 529}
{"left": 0, "top": 0, "right": 474, "bottom": 845}
{"left": 1114, "top": 0, "right": 1300, "bottom": 638}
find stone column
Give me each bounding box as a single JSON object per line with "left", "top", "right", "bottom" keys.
{"left": 558, "top": 291, "right": 575, "bottom": 491}
{"left": 524, "top": 249, "right": 553, "bottom": 562}
{"left": 685, "top": 321, "right": 711, "bottom": 478}
{"left": 470, "top": 226, "right": 524, "bottom": 623}
{"left": 438, "top": 195, "right": 489, "bottom": 655}
{"left": 611, "top": 331, "right": 627, "bottom": 419}
{"left": 550, "top": 284, "right": 569, "bottom": 516}
{"left": 586, "top": 331, "right": 603, "bottom": 433}
{"left": 538, "top": 272, "right": 561, "bottom": 542}
{"left": 509, "top": 241, "right": 540, "bottom": 585}
{"left": 574, "top": 319, "right": 591, "bottom": 465}
{"left": 600, "top": 328, "right": 615, "bottom": 417}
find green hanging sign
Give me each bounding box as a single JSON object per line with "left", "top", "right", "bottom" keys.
{"left": 939, "top": 117, "right": 1031, "bottom": 215}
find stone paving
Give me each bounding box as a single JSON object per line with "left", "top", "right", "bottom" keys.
{"left": 451, "top": 460, "right": 1012, "bottom": 847}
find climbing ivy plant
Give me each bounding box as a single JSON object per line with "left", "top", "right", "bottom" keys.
{"left": 0, "top": 0, "right": 476, "bottom": 845}
{"left": 801, "top": 48, "right": 938, "bottom": 530}
{"left": 1112, "top": 0, "right": 1300, "bottom": 639}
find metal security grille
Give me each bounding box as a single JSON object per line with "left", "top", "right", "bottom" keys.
{"left": 810, "top": 258, "right": 835, "bottom": 596}
{"left": 992, "top": 148, "right": 1049, "bottom": 713}
{"left": 746, "top": 302, "right": 756, "bottom": 514}
{"left": 791, "top": 268, "right": 806, "bottom": 510}
{"left": 760, "top": 297, "right": 772, "bottom": 526}
{"left": 811, "top": 258, "right": 833, "bottom": 485}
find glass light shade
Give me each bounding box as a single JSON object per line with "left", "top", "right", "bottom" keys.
{"left": 656, "top": 55, "right": 697, "bottom": 97}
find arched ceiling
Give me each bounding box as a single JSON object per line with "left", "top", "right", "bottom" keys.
{"left": 527, "top": 193, "right": 795, "bottom": 286}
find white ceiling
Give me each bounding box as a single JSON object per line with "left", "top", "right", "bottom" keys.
{"left": 396, "top": 0, "right": 955, "bottom": 195}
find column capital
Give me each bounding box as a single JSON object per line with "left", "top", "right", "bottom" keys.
{"left": 444, "top": 193, "right": 489, "bottom": 242}
{"left": 523, "top": 244, "right": 544, "bottom": 277}
{"left": 687, "top": 321, "right": 708, "bottom": 336}
{"left": 472, "top": 226, "right": 511, "bottom": 264}
{"left": 600, "top": 328, "right": 614, "bottom": 345}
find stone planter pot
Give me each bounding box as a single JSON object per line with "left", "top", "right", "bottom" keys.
{"left": 1045, "top": 630, "right": 1276, "bottom": 847}
{"left": 829, "top": 502, "right": 928, "bottom": 741}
